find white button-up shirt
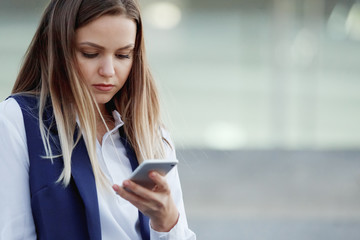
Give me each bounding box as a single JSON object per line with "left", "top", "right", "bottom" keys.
{"left": 0, "top": 98, "right": 196, "bottom": 240}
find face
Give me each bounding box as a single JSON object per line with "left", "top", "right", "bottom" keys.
{"left": 75, "top": 14, "right": 137, "bottom": 108}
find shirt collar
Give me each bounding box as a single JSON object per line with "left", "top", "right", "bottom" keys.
{"left": 112, "top": 110, "right": 124, "bottom": 130}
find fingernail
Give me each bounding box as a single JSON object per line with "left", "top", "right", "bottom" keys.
{"left": 123, "top": 180, "right": 130, "bottom": 187}
{"left": 112, "top": 185, "right": 119, "bottom": 191}
{"left": 150, "top": 171, "right": 157, "bottom": 178}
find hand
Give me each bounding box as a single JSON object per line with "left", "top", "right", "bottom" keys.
{"left": 112, "top": 171, "right": 179, "bottom": 232}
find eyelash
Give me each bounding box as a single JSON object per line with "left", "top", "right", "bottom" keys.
{"left": 116, "top": 54, "right": 130, "bottom": 59}
{"left": 82, "top": 52, "right": 98, "bottom": 58}
{"left": 81, "top": 52, "right": 131, "bottom": 59}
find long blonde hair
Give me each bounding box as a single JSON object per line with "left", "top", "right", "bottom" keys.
{"left": 12, "top": 0, "right": 166, "bottom": 186}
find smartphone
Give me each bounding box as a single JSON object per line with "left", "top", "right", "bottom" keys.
{"left": 128, "top": 159, "right": 178, "bottom": 190}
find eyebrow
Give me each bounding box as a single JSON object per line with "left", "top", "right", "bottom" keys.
{"left": 78, "top": 42, "right": 135, "bottom": 51}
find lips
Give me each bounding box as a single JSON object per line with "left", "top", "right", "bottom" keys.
{"left": 92, "top": 84, "right": 114, "bottom": 92}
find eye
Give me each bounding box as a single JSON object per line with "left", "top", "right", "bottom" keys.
{"left": 81, "top": 52, "right": 98, "bottom": 59}
{"left": 116, "top": 54, "right": 130, "bottom": 59}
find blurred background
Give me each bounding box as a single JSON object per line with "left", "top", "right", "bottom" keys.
{"left": 1, "top": 0, "right": 360, "bottom": 239}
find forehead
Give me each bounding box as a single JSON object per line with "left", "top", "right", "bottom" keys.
{"left": 75, "top": 14, "right": 137, "bottom": 48}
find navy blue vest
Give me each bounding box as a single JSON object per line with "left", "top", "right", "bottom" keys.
{"left": 11, "top": 95, "right": 150, "bottom": 240}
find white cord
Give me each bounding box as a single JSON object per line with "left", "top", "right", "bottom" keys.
{"left": 96, "top": 104, "right": 131, "bottom": 185}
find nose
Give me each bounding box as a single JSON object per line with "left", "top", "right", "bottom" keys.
{"left": 99, "top": 57, "right": 115, "bottom": 77}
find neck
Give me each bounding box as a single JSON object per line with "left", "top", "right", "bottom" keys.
{"left": 98, "top": 104, "right": 107, "bottom": 118}
{"left": 96, "top": 104, "right": 114, "bottom": 126}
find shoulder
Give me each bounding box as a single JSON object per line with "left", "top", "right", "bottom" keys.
{"left": 160, "top": 127, "right": 177, "bottom": 160}
{"left": 0, "top": 97, "right": 26, "bottom": 141}
{"left": 0, "top": 97, "right": 27, "bottom": 158}
{"left": 8, "top": 94, "right": 40, "bottom": 114}
{"left": 0, "top": 97, "right": 23, "bottom": 126}
{"left": 160, "top": 127, "right": 172, "bottom": 144}
{"left": 5, "top": 94, "right": 49, "bottom": 126}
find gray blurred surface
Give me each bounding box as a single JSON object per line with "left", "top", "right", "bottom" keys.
{"left": 177, "top": 149, "right": 360, "bottom": 239}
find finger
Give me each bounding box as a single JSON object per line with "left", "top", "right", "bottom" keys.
{"left": 112, "top": 184, "right": 146, "bottom": 208}
{"left": 113, "top": 183, "right": 160, "bottom": 215}
{"left": 149, "top": 171, "right": 170, "bottom": 193}
{"left": 122, "top": 180, "right": 157, "bottom": 200}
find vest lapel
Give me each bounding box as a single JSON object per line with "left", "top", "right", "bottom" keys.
{"left": 11, "top": 95, "right": 101, "bottom": 240}
{"left": 71, "top": 137, "right": 102, "bottom": 240}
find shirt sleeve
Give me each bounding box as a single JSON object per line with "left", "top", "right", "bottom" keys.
{"left": 0, "top": 98, "right": 36, "bottom": 239}
{"left": 149, "top": 129, "right": 196, "bottom": 240}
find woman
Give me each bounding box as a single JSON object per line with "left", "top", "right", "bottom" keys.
{"left": 0, "top": 0, "right": 196, "bottom": 239}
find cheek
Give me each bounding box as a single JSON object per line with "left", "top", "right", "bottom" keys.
{"left": 126, "top": 61, "right": 135, "bottom": 76}
{"left": 125, "top": 63, "right": 133, "bottom": 77}
{"left": 117, "top": 62, "right": 134, "bottom": 81}
{"left": 77, "top": 62, "right": 94, "bottom": 84}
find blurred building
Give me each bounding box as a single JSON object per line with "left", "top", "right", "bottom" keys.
{"left": 1, "top": 0, "right": 359, "bottom": 150}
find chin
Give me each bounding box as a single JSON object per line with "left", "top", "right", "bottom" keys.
{"left": 95, "top": 95, "right": 115, "bottom": 105}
